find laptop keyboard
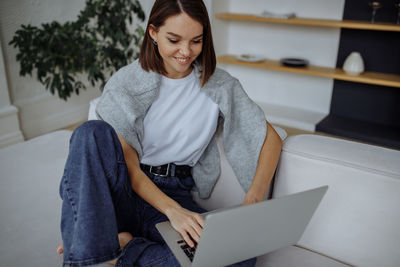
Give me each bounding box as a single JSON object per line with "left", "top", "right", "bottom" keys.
{"left": 177, "top": 240, "right": 197, "bottom": 262}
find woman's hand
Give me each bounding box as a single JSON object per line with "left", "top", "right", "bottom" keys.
{"left": 165, "top": 206, "right": 205, "bottom": 248}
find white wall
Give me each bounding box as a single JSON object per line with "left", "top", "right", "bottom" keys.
{"left": 0, "top": 0, "right": 151, "bottom": 142}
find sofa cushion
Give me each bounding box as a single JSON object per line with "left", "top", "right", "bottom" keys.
{"left": 193, "top": 135, "right": 248, "bottom": 210}
{"left": 273, "top": 134, "right": 400, "bottom": 267}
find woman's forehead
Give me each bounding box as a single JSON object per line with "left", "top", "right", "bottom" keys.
{"left": 159, "top": 13, "right": 203, "bottom": 38}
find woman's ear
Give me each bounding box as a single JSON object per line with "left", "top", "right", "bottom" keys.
{"left": 148, "top": 24, "right": 158, "bottom": 42}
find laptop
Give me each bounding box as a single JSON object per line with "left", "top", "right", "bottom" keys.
{"left": 156, "top": 186, "right": 328, "bottom": 267}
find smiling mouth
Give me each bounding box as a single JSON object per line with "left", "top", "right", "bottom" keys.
{"left": 175, "top": 57, "right": 190, "bottom": 64}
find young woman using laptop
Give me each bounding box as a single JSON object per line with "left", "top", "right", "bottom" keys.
{"left": 57, "top": 0, "right": 282, "bottom": 266}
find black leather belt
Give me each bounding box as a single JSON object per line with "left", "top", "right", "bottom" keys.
{"left": 140, "top": 163, "right": 192, "bottom": 179}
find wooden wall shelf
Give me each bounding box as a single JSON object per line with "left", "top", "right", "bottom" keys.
{"left": 215, "top": 13, "right": 400, "bottom": 32}
{"left": 217, "top": 55, "right": 400, "bottom": 88}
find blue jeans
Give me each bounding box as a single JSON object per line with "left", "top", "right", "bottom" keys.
{"left": 59, "top": 120, "right": 257, "bottom": 267}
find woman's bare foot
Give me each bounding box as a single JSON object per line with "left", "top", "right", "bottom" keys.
{"left": 57, "top": 244, "right": 63, "bottom": 255}
{"left": 56, "top": 232, "right": 134, "bottom": 265}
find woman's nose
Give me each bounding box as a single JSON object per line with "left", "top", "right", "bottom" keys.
{"left": 179, "top": 42, "right": 190, "bottom": 57}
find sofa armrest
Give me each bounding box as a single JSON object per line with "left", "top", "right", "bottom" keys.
{"left": 273, "top": 134, "right": 400, "bottom": 267}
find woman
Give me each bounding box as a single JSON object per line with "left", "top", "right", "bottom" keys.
{"left": 58, "top": 0, "right": 282, "bottom": 266}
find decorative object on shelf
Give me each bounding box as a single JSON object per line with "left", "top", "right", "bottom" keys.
{"left": 396, "top": 2, "right": 400, "bottom": 24}
{"left": 343, "top": 52, "right": 365, "bottom": 76}
{"left": 368, "top": 2, "right": 382, "bottom": 23}
{"left": 280, "top": 58, "right": 309, "bottom": 68}
{"left": 236, "top": 54, "right": 265, "bottom": 62}
{"left": 9, "top": 0, "right": 145, "bottom": 101}
{"left": 260, "top": 10, "right": 296, "bottom": 19}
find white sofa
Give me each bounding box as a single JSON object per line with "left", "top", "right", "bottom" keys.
{"left": 1, "top": 118, "right": 399, "bottom": 266}
{"left": 202, "top": 133, "right": 400, "bottom": 267}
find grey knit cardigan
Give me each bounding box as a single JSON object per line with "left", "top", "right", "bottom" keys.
{"left": 96, "top": 60, "right": 267, "bottom": 199}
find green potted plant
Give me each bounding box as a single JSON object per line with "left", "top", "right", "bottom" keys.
{"left": 9, "top": 0, "right": 145, "bottom": 100}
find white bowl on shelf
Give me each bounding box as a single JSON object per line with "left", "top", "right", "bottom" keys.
{"left": 236, "top": 54, "right": 265, "bottom": 63}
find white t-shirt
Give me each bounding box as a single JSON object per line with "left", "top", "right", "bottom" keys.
{"left": 140, "top": 68, "right": 219, "bottom": 167}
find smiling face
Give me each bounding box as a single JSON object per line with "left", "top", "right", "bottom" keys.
{"left": 149, "top": 12, "right": 203, "bottom": 79}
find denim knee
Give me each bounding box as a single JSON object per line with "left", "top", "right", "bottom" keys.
{"left": 72, "top": 120, "right": 113, "bottom": 139}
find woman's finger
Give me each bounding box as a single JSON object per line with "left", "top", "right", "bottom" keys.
{"left": 187, "top": 224, "right": 201, "bottom": 244}
{"left": 190, "top": 218, "right": 203, "bottom": 238}
{"left": 180, "top": 229, "right": 195, "bottom": 248}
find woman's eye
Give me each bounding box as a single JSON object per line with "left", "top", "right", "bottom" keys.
{"left": 168, "top": 39, "right": 178, "bottom": 44}
{"left": 193, "top": 39, "right": 202, "bottom": 44}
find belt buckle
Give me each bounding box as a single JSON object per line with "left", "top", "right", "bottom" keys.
{"left": 149, "top": 164, "right": 170, "bottom": 177}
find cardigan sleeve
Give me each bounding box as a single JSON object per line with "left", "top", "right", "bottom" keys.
{"left": 220, "top": 78, "right": 267, "bottom": 193}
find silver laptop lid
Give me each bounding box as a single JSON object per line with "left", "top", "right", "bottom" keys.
{"left": 191, "top": 186, "right": 328, "bottom": 267}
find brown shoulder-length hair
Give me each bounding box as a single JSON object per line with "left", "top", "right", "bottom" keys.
{"left": 139, "top": 0, "right": 216, "bottom": 87}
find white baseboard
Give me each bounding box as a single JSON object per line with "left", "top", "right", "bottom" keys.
{"left": 0, "top": 105, "right": 24, "bottom": 148}
{"left": 0, "top": 105, "right": 18, "bottom": 118}
{"left": 0, "top": 131, "right": 24, "bottom": 148}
